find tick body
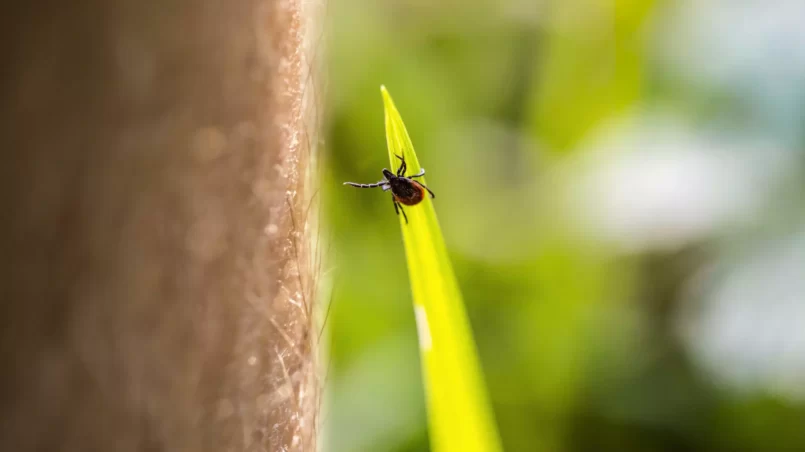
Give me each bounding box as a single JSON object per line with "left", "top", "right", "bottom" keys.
{"left": 343, "top": 154, "right": 435, "bottom": 224}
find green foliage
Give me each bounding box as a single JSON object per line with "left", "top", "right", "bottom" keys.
{"left": 327, "top": 1, "right": 805, "bottom": 451}
{"left": 381, "top": 86, "right": 502, "bottom": 452}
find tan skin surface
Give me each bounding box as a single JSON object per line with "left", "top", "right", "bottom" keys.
{"left": 0, "top": 1, "right": 318, "bottom": 451}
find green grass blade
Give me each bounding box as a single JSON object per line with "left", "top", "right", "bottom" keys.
{"left": 380, "top": 86, "right": 502, "bottom": 452}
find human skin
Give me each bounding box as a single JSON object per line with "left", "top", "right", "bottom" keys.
{"left": 0, "top": 1, "right": 319, "bottom": 451}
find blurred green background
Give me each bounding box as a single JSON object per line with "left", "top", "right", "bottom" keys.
{"left": 322, "top": 0, "right": 805, "bottom": 450}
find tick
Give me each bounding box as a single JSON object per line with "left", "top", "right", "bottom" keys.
{"left": 343, "top": 154, "right": 435, "bottom": 224}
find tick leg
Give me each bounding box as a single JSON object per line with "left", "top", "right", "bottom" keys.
{"left": 395, "top": 154, "right": 407, "bottom": 177}
{"left": 393, "top": 200, "right": 408, "bottom": 224}
{"left": 381, "top": 184, "right": 391, "bottom": 191}
{"left": 418, "top": 182, "right": 436, "bottom": 199}
{"left": 343, "top": 181, "right": 386, "bottom": 188}
{"left": 410, "top": 168, "right": 425, "bottom": 178}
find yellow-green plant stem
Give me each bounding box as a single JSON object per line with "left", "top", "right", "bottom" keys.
{"left": 381, "top": 86, "right": 502, "bottom": 452}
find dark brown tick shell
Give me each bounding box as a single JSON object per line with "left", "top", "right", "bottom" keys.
{"left": 390, "top": 177, "right": 426, "bottom": 206}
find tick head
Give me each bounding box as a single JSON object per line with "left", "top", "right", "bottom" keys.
{"left": 382, "top": 168, "right": 395, "bottom": 180}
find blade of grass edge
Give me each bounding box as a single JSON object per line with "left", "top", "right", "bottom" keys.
{"left": 380, "top": 86, "right": 502, "bottom": 452}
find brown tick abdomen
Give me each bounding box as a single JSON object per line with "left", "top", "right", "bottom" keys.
{"left": 391, "top": 179, "right": 426, "bottom": 206}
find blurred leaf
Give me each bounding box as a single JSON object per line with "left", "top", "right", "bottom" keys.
{"left": 381, "top": 86, "right": 503, "bottom": 452}
{"left": 529, "top": 0, "right": 655, "bottom": 151}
